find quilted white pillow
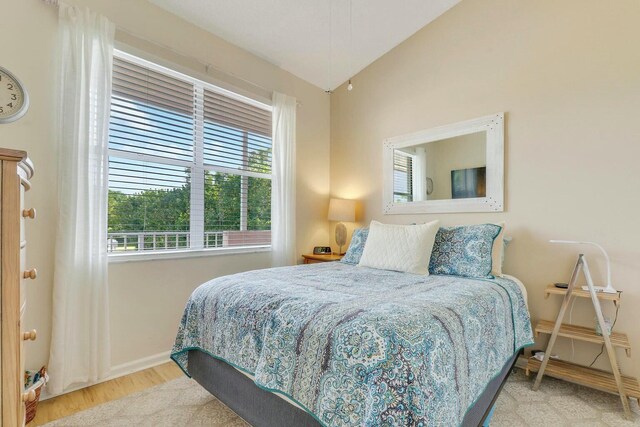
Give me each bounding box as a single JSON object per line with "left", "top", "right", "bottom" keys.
{"left": 358, "top": 220, "right": 440, "bottom": 275}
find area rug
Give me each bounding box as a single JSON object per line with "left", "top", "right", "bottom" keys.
{"left": 43, "top": 369, "right": 640, "bottom": 426}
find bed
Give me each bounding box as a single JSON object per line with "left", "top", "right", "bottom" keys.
{"left": 171, "top": 262, "right": 533, "bottom": 426}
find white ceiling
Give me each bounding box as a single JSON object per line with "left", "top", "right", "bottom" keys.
{"left": 148, "top": 0, "right": 460, "bottom": 91}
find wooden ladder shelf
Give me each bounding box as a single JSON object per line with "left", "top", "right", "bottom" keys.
{"left": 534, "top": 319, "right": 631, "bottom": 357}
{"left": 526, "top": 358, "right": 640, "bottom": 402}
{"left": 530, "top": 255, "right": 637, "bottom": 419}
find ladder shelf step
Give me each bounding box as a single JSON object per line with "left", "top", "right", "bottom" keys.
{"left": 544, "top": 284, "right": 621, "bottom": 306}
{"left": 526, "top": 357, "right": 640, "bottom": 400}
{"left": 534, "top": 319, "right": 631, "bottom": 357}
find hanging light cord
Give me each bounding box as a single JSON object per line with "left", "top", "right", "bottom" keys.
{"left": 326, "top": 0, "right": 332, "bottom": 93}
{"left": 348, "top": 0, "right": 353, "bottom": 88}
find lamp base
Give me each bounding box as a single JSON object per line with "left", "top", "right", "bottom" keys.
{"left": 335, "top": 222, "right": 347, "bottom": 255}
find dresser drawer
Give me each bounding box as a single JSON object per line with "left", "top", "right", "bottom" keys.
{"left": 20, "top": 247, "right": 27, "bottom": 305}
{"left": 20, "top": 183, "right": 25, "bottom": 242}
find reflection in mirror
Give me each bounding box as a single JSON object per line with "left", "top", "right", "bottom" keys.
{"left": 384, "top": 113, "right": 503, "bottom": 214}
{"left": 393, "top": 131, "right": 487, "bottom": 203}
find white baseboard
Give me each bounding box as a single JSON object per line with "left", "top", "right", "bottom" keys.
{"left": 40, "top": 350, "right": 172, "bottom": 401}
{"left": 109, "top": 351, "right": 172, "bottom": 380}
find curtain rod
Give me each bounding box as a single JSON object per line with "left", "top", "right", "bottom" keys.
{"left": 41, "top": 0, "right": 304, "bottom": 106}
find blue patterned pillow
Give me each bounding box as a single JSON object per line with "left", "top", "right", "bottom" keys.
{"left": 341, "top": 228, "right": 369, "bottom": 265}
{"left": 429, "top": 224, "right": 502, "bottom": 278}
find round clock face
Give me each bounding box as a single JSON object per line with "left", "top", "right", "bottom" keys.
{"left": 0, "top": 67, "right": 29, "bottom": 124}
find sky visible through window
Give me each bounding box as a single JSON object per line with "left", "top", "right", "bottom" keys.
{"left": 109, "top": 96, "right": 270, "bottom": 194}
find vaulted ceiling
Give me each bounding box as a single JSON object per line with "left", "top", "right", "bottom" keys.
{"left": 149, "top": 0, "right": 460, "bottom": 90}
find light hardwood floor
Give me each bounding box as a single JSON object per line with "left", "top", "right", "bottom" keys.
{"left": 31, "top": 362, "right": 183, "bottom": 426}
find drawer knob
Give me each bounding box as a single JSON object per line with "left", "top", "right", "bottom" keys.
{"left": 22, "top": 208, "right": 36, "bottom": 219}
{"left": 22, "top": 389, "right": 36, "bottom": 402}
{"left": 23, "top": 268, "right": 37, "bottom": 280}
{"left": 23, "top": 329, "right": 37, "bottom": 341}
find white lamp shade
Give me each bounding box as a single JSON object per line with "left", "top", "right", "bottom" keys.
{"left": 328, "top": 198, "right": 356, "bottom": 222}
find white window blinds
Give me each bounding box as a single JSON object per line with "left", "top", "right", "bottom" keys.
{"left": 111, "top": 56, "right": 195, "bottom": 161}
{"left": 203, "top": 89, "right": 272, "bottom": 174}
{"left": 393, "top": 152, "right": 413, "bottom": 203}
{"left": 201, "top": 89, "right": 272, "bottom": 247}
{"left": 107, "top": 51, "right": 272, "bottom": 254}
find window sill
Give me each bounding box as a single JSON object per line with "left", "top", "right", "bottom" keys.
{"left": 108, "top": 245, "right": 271, "bottom": 264}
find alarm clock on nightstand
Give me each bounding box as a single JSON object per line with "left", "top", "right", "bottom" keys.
{"left": 313, "top": 246, "right": 332, "bottom": 255}
{"left": 0, "top": 66, "right": 29, "bottom": 124}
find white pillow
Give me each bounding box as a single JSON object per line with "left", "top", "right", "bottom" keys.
{"left": 358, "top": 220, "right": 440, "bottom": 275}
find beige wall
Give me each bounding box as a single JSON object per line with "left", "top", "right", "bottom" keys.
{"left": 1, "top": 0, "right": 330, "bottom": 373}
{"left": 331, "top": 0, "right": 640, "bottom": 377}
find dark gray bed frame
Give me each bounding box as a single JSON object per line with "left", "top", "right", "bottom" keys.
{"left": 188, "top": 349, "right": 521, "bottom": 427}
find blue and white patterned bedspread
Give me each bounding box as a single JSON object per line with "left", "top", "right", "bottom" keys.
{"left": 171, "top": 262, "right": 533, "bottom": 426}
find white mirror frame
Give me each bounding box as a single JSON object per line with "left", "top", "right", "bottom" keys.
{"left": 383, "top": 113, "right": 504, "bottom": 214}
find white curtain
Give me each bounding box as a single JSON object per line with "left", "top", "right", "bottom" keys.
{"left": 48, "top": 4, "right": 115, "bottom": 395}
{"left": 271, "top": 92, "right": 297, "bottom": 266}
{"left": 413, "top": 147, "right": 427, "bottom": 202}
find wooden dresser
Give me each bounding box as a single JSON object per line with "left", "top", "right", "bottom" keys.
{"left": 0, "top": 149, "right": 36, "bottom": 427}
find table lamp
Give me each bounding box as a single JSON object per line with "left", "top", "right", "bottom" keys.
{"left": 328, "top": 198, "right": 356, "bottom": 255}
{"left": 549, "top": 240, "right": 617, "bottom": 294}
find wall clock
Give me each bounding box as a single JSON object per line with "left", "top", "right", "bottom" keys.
{"left": 0, "top": 66, "right": 29, "bottom": 124}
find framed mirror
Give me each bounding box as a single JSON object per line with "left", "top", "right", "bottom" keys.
{"left": 383, "top": 113, "right": 504, "bottom": 214}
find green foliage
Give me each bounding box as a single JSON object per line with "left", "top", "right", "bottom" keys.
{"left": 108, "top": 184, "right": 190, "bottom": 232}
{"left": 108, "top": 147, "right": 271, "bottom": 233}
{"left": 203, "top": 172, "right": 240, "bottom": 232}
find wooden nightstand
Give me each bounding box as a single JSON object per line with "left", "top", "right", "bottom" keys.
{"left": 302, "top": 253, "right": 343, "bottom": 264}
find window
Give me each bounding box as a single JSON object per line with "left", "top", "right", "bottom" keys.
{"left": 107, "top": 51, "right": 272, "bottom": 255}
{"left": 393, "top": 151, "right": 413, "bottom": 202}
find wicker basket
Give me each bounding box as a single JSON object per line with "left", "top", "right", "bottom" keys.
{"left": 24, "top": 368, "right": 48, "bottom": 425}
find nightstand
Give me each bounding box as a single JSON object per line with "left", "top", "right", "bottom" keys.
{"left": 302, "top": 253, "right": 343, "bottom": 264}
